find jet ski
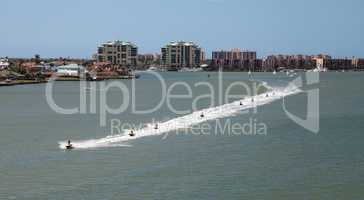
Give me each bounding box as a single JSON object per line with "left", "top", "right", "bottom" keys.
{"left": 65, "top": 140, "right": 74, "bottom": 150}
{"left": 154, "top": 124, "right": 159, "bottom": 130}
{"left": 129, "top": 131, "right": 135, "bottom": 137}
{"left": 200, "top": 113, "right": 205, "bottom": 118}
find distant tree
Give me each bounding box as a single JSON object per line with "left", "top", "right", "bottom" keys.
{"left": 24, "top": 73, "right": 32, "bottom": 80}
{"left": 34, "top": 54, "right": 41, "bottom": 64}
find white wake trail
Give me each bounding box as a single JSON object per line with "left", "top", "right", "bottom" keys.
{"left": 59, "top": 84, "right": 301, "bottom": 150}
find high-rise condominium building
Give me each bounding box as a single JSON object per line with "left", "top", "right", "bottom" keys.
{"left": 161, "top": 41, "right": 204, "bottom": 69}
{"left": 97, "top": 41, "right": 138, "bottom": 67}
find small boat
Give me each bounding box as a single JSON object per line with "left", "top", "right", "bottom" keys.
{"left": 147, "top": 66, "right": 164, "bottom": 72}
{"left": 147, "top": 66, "right": 158, "bottom": 72}
{"left": 240, "top": 101, "right": 243, "bottom": 106}
{"left": 154, "top": 124, "right": 159, "bottom": 130}
{"left": 178, "top": 67, "right": 203, "bottom": 72}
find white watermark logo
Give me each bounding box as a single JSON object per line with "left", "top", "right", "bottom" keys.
{"left": 109, "top": 118, "right": 268, "bottom": 140}
{"left": 282, "top": 72, "right": 320, "bottom": 133}
{"left": 46, "top": 71, "right": 320, "bottom": 139}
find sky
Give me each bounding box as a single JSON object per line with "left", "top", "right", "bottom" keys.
{"left": 0, "top": 0, "right": 363, "bottom": 59}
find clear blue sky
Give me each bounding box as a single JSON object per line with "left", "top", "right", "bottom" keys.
{"left": 1, "top": 0, "right": 363, "bottom": 58}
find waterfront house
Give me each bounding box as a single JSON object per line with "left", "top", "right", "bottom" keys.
{"left": 56, "top": 64, "right": 86, "bottom": 77}
{"left": 21, "top": 62, "right": 52, "bottom": 73}
{"left": 0, "top": 58, "right": 10, "bottom": 70}
{"left": 21, "top": 62, "right": 37, "bottom": 72}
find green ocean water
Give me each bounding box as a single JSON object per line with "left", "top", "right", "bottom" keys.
{"left": 0, "top": 72, "right": 364, "bottom": 200}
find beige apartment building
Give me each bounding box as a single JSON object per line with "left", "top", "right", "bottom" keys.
{"left": 161, "top": 41, "right": 204, "bottom": 70}
{"left": 97, "top": 41, "right": 138, "bottom": 67}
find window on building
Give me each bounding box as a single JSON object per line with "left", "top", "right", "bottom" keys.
{"left": 171, "top": 55, "right": 176, "bottom": 64}
{"left": 131, "top": 47, "right": 137, "bottom": 56}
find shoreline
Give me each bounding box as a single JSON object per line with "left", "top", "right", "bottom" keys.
{"left": 1, "top": 70, "right": 363, "bottom": 87}
{"left": 0, "top": 80, "right": 47, "bottom": 87}
{"left": 0, "top": 75, "right": 140, "bottom": 86}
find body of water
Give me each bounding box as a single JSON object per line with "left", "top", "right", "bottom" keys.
{"left": 1, "top": 72, "right": 363, "bottom": 199}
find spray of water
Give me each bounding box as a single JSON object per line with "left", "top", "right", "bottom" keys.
{"left": 59, "top": 82, "right": 301, "bottom": 150}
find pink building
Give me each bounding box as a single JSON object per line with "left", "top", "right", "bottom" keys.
{"left": 212, "top": 49, "right": 257, "bottom": 70}
{"left": 263, "top": 54, "right": 318, "bottom": 71}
